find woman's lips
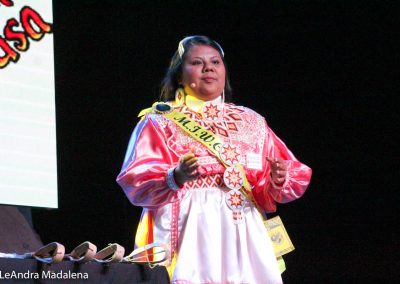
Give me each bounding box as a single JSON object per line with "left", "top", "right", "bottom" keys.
{"left": 202, "top": 77, "right": 217, "bottom": 83}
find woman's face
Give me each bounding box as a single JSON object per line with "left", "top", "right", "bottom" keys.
{"left": 180, "top": 44, "right": 226, "bottom": 101}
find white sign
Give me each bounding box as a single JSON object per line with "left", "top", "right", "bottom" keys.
{"left": 0, "top": 0, "right": 57, "bottom": 208}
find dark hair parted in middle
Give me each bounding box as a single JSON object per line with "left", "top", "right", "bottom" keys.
{"left": 160, "top": 35, "right": 232, "bottom": 102}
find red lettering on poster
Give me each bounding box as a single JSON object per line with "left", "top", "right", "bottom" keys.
{"left": 0, "top": 0, "right": 14, "bottom": 7}
{"left": 0, "top": 37, "right": 18, "bottom": 68}
{"left": 4, "top": 18, "right": 29, "bottom": 51}
{"left": 21, "top": 6, "right": 52, "bottom": 41}
{"left": 0, "top": 5, "right": 53, "bottom": 69}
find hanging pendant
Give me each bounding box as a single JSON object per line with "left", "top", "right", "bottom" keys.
{"left": 231, "top": 210, "right": 243, "bottom": 224}
{"left": 225, "top": 189, "right": 245, "bottom": 224}
{"left": 223, "top": 165, "right": 244, "bottom": 190}
{"left": 219, "top": 143, "right": 240, "bottom": 166}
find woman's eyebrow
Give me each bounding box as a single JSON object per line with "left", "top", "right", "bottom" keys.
{"left": 191, "top": 55, "right": 220, "bottom": 60}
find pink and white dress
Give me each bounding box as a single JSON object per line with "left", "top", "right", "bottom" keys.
{"left": 117, "top": 96, "right": 312, "bottom": 284}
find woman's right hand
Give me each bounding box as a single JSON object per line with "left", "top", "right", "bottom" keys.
{"left": 174, "top": 148, "right": 200, "bottom": 186}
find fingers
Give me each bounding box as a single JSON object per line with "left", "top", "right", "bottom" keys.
{"left": 175, "top": 149, "right": 201, "bottom": 185}
{"left": 266, "top": 156, "right": 287, "bottom": 184}
{"left": 275, "top": 175, "right": 286, "bottom": 183}
{"left": 185, "top": 156, "right": 198, "bottom": 167}
{"left": 180, "top": 154, "right": 198, "bottom": 170}
{"left": 180, "top": 147, "right": 199, "bottom": 167}
{"left": 186, "top": 161, "right": 199, "bottom": 172}
{"left": 265, "top": 156, "right": 275, "bottom": 164}
{"left": 266, "top": 157, "right": 286, "bottom": 169}
{"left": 180, "top": 150, "right": 196, "bottom": 163}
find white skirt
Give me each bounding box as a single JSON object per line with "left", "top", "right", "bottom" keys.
{"left": 154, "top": 187, "right": 283, "bottom": 284}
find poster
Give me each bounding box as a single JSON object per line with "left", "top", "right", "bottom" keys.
{"left": 0, "top": 0, "right": 57, "bottom": 208}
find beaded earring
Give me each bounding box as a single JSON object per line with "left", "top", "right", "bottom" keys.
{"left": 175, "top": 88, "right": 185, "bottom": 106}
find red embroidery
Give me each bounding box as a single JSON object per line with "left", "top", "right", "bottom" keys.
{"left": 226, "top": 122, "right": 238, "bottom": 131}
{"left": 203, "top": 104, "right": 220, "bottom": 120}
{"left": 227, "top": 191, "right": 244, "bottom": 208}
{"left": 220, "top": 144, "right": 240, "bottom": 165}
{"left": 224, "top": 167, "right": 243, "bottom": 189}
{"left": 227, "top": 113, "right": 242, "bottom": 121}
{"left": 184, "top": 174, "right": 224, "bottom": 190}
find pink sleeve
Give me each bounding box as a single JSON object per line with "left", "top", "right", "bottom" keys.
{"left": 116, "top": 114, "right": 181, "bottom": 209}
{"left": 251, "top": 121, "right": 312, "bottom": 213}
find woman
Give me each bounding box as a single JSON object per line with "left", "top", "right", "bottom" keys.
{"left": 117, "top": 35, "right": 312, "bottom": 284}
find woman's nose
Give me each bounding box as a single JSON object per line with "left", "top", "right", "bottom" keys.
{"left": 203, "top": 62, "right": 214, "bottom": 72}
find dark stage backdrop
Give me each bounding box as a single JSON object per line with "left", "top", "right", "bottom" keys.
{"left": 31, "top": 0, "right": 398, "bottom": 282}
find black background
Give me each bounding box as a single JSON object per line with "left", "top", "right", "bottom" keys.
{"left": 30, "top": 0, "right": 399, "bottom": 282}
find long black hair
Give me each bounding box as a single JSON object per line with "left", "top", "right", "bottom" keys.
{"left": 160, "top": 35, "right": 232, "bottom": 102}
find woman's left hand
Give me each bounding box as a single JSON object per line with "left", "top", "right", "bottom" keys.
{"left": 266, "top": 157, "right": 287, "bottom": 185}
